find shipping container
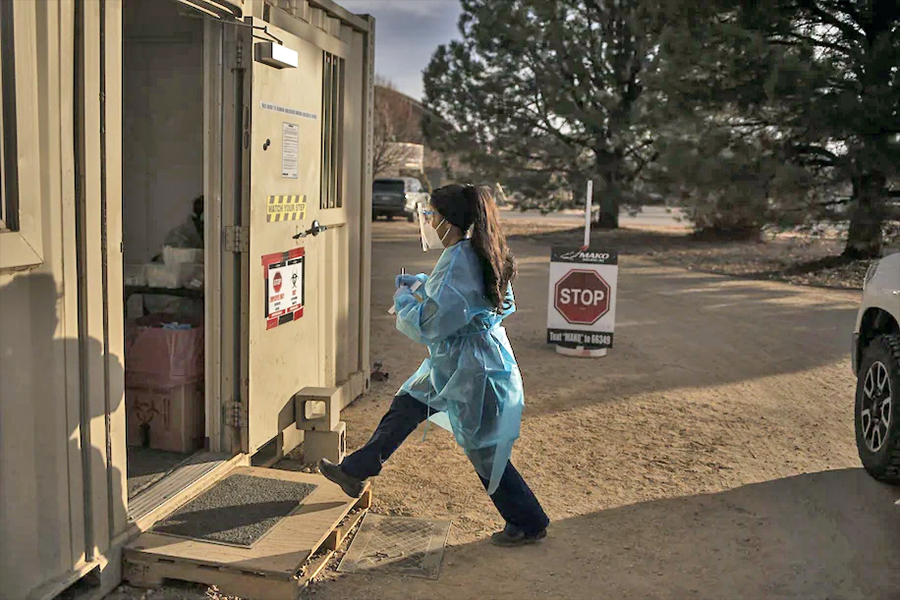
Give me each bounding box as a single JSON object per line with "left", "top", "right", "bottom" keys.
{"left": 0, "top": 0, "right": 374, "bottom": 597}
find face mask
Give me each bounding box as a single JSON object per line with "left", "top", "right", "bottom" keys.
{"left": 417, "top": 204, "right": 451, "bottom": 252}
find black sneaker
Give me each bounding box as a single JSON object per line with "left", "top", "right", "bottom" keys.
{"left": 317, "top": 459, "right": 365, "bottom": 498}
{"left": 490, "top": 523, "right": 547, "bottom": 547}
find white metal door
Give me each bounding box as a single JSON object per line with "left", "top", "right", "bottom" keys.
{"left": 243, "top": 21, "right": 324, "bottom": 454}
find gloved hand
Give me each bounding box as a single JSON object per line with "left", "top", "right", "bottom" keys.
{"left": 395, "top": 273, "right": 427, "bottom": 289}
{"left": 393, "top": 285, "right": 418, "bottom": 312}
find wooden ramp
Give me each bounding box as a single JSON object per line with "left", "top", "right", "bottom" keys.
{"left": 124, "top": 467, "right": 371, "bottom": 600}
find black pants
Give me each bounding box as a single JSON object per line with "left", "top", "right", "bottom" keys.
{"left": 341, "top": 393, "right": 550, "bottom": 536}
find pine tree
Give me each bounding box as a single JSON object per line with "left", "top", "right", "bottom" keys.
{"left": 656, "top": 0, "right": 900, "bottom": 256}
{"left": 423, "top": 0, "right": 664, "bottom": 228}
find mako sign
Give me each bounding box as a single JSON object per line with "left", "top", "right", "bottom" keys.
{"left": 547, "top": 247, "right": 618, "bottom": 351}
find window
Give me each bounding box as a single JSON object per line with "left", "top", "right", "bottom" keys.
{"left": 0, "top": 0, "right": 43, "bottom": 272}
{"left": 374, "top": 179, "right": 403, "bottom": 195}
{"left": 0, "top": 0, "right": 15, "bottom": 232}
{"left": 320, "top": 51, "right": 344, "bottom": 209}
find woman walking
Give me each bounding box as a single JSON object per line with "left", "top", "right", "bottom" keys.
{"left": 319, "top": 183, "right": 549, "bottom": 547}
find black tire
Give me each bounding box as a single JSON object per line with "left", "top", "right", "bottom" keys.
{"left": 407, "top": 213, "right": 415, "bottom": 223}
{"left": 386, "top": 213, "right": 395, "bottom": 221}
{"left": 855, "top": 334, "right": 900, "bottom": 483}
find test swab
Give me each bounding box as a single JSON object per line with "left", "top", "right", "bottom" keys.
{"left": 388, "top": 270, "right": 422, "bottom": 315}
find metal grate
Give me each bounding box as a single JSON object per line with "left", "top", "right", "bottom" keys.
{"left": 337, "top": 514, "right": 451, "bottom": 580}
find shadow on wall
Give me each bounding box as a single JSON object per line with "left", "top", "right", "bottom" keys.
{"left": 0, "top": 273, "right": 125, "bottom": 599}
{"left": 315, "top": 469, "right": 900, "bottom": 600}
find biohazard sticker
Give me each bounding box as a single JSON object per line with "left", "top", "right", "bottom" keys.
{"left": 262, "top": 248, "right": 305, "bottom": 330}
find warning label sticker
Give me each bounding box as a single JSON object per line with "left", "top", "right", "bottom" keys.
{"left": 260, "top": 102, "right": 317, "bottom": 121}
{"left": 266, "top": 195, "right": 307, "bottom": 223}
{"left": 282, "top": 122, "right": 299, "bottom": 179}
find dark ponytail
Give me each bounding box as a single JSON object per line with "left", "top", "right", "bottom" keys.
{"left": 430, "top": 183, "right": 517, "bottom": 310}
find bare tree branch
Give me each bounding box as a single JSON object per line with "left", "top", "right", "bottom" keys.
{"left": 373, "top": 79, "right": 424, "bottom": 176}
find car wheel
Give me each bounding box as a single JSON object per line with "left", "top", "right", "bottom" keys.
{"left": 855, "top": 334, "right": 900, "bottom": 483}
{"left": 407, "top": 213, "right": 415, "bottom": 223}
{"left": 386, "top": 213, "right": 394, "bottom": 221}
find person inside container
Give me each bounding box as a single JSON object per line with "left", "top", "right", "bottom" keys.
{"left": 319, "top": 183, "right": 550, "bottom": 547}
{"left": 145, "top": 195, "right": 204, "bottom": 319}
{"left": 163, "top": 194, "right": 204, "bottom": 251}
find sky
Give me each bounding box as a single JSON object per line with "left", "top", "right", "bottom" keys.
{"left": 338, "top": 0, "right": 463, "bottom": 101}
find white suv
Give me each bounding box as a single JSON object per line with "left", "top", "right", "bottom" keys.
{"left": 853, "top": 252, "right": 900, "bottom": 483}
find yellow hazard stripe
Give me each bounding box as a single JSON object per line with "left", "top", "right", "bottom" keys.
{"left": 265, "top": 195, "right": 306, "bottom": 223}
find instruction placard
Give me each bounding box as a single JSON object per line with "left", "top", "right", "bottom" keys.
{"left": 282, "top": 122, "right": 299, "bottom": 179}
{"left": 261, "top": 101, "right": 317, "bottom": 121}
{"left": 266, "top": 195, "right": 307, "bottom": 223}
{"left": 547, "top": 247, "right": 618, "bottom": 349}
{"left": 262, "top": 248, "right": 305, "bottom": 330}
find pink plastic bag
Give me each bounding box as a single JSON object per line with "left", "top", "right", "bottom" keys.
{"left": 125, "top": 314, "right": 204, "bottom": 389}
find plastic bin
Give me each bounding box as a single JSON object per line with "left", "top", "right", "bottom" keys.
{"left": 125, "top": 314, "right": 204, "bottom": 389}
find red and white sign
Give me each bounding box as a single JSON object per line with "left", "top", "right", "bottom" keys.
{"left": 554, "top": 269, "right": 611, "bottom": 325}
{"left": 262, "top": 248, "right": 305, "bottom": 330}
{"left": 547, "top": 247, "right": 618, "bottom": 349}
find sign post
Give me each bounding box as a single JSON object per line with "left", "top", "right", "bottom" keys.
{"left": 583, "top": 179, "right": 593, "bottom": 250}
{"left": 545, "top": 179, "right": 618, "bottom": 358}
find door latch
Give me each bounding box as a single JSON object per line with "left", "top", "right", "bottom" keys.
{"left": 293, "top": 220, "right": 328, "bottom": 240}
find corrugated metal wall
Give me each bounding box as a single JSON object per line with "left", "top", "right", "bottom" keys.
{"left": 0, "top": 1, "right": 126, "bottom": 598}
{"left": 0, "top": 0, "right": 372, "bottom": 597}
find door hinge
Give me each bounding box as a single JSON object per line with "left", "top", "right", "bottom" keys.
{"left": 226, "top": 397, "right": 245, "bottom": 428}
{"left": 224, "top": 226, "right": 249, "bottom": 253}
{"left": 235, "top": 41, "right": 245, "bottom": 70}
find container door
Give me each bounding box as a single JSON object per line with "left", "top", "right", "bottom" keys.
{"left": 243, "top": 22, "right": 324, "bottom": 454}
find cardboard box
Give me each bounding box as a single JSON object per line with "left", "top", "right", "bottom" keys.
{"left": 126, "top": 381, "right": 205, "bottom": 454}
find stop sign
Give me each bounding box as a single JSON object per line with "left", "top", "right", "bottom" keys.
{"left": 554, "top": 269, "right": 611, "bottom": 325}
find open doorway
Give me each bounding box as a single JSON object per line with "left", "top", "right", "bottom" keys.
{"left": 122, "top": 0, "right": 209, "bottom": 500}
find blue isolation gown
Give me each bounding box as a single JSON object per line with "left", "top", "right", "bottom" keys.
{"left": 393, "top": 240, "right": 524, "bottom": 495}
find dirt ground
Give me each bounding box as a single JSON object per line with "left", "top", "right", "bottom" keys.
{"left": 111, "top": 216, "right": 900, "bottom": 600}
{"left": 522, "top": 224, "right": 900, "bottom": 291}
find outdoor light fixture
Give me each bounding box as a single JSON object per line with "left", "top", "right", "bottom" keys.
{"left": 255, "top": 41, "right": 299, "bottom": 69}
{"left": 173, "top": 0, "right": 242, "bottom": 20}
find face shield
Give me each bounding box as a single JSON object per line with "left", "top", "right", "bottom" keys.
{"left": 417, "top": 203, "right": 447, "bottom": 252}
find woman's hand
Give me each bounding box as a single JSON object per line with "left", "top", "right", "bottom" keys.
{"left": 393, "top": 285, "right": 418, "bottom": 311}
{"left": 395, "top": 273, "right": 427, "bottom": 289}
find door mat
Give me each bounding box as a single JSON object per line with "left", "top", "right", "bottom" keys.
{"left": 337, "top": 514, "right": 451, "bottom": 580}
{"left": 152, "top": 474, "right": 317, "bottom": 548}
{"left": 127, "top": 448, "right": 193, "bottom": 499}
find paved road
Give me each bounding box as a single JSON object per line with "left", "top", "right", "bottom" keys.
{"left": 501, "top": 205, "right": 687, "bottom": 228}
